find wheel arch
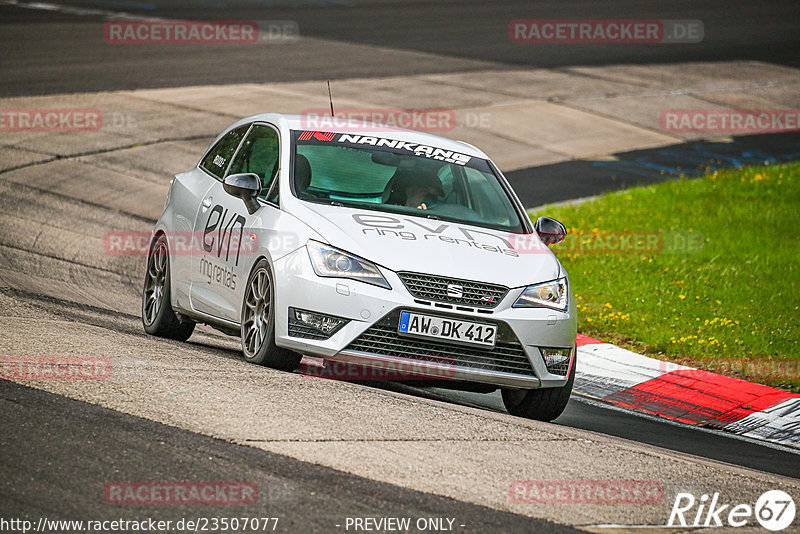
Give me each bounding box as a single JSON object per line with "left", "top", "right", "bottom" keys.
{"left": 241, "top": 252, "right": 277, "bottom": 314}
{"left": 148, "top": 229, "right": 182, "bottom": 311}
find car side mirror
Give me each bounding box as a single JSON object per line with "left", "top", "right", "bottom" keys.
{"left": 534, "top": 216, "right": 567, "bottom": 246}
{"left": 223, "top": 173, "right": 261, "bottom": 215}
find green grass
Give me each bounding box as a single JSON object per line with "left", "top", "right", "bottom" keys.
{"left": 530, "top": 162, "right": 800, "bottom": 391}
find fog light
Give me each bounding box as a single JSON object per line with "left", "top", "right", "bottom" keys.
{"left": 291, "top": 308, "right": 347, "bottom": 336}
{"left": 540, "top": 347, "right": 572, "bottom": 376}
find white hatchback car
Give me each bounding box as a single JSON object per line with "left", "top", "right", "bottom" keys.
{"left": 143, "top": 113, "right": 577, "bottom": 420}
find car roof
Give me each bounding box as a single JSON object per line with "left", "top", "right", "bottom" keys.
{"left": 231, "top": 113, "right": 489, "bottom": 159}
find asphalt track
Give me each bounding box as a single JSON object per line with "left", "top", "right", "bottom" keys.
{"left": 507, "top": 132, "right": 800, "bottom": 206}
{"left": 416, "top": 385, "right": 800, "bottom": 479}
{"left": 2, "top": 0, "right": 800, "bottom": 531}
{"left": 0, "top": 380, "right": 577, "bottom": 533}
{"left": 1, "top": 0, "right": 799, "bottom": 95}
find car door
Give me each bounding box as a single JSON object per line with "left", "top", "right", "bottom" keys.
{"left": 170, "top": 124, "right": 250, "bottom": 310}
{"left": 189, "top": 122, "right": 282, "bottom": 323}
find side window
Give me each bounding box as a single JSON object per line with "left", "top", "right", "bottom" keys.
{"left": 227, "top": 124, "right": 280, "bottom": 198}
{"left": 200, "top": 125, "right": 250, "bottom": 179}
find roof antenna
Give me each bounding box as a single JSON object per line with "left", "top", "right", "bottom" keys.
{"left": 327, "top": 80, "right": 335, "bottom": 118}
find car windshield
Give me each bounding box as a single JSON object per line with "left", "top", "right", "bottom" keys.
{"left": 290, "top": 131, "right": 525, "bottom": 233}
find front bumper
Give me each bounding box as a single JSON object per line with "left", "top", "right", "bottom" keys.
{"left": 273, "top": 247, "right": 577, "bottom": 389}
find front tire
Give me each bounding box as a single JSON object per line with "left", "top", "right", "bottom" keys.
{"left": 142, "top": 234, "right": 195, "bottom": 341}
{"left": 240, "top": 259, "right": 301, "bottom": 371}
{"left": 501, "top": 359, "right": 575, "bottom": 422}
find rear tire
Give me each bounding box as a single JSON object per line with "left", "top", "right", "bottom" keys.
{"left": 501, "top": 359, "right": 575, "bottom": 421}
{"left": 240, "top": 259, "right": 301, "bottom": 371}
{"left": 142, "top": 234, "right": 195, "bottom": 341}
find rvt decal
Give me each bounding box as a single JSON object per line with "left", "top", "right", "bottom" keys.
{"left": 203, "top": 205, "right": 246, "bottom": 266}
{"left": 353, "top": 213, "right": 519, "bottom": 257}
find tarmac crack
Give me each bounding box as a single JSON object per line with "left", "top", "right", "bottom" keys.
{"left": 0, "top": 287, "right": 242, "bottom": 354}
{"left": 0, "top": 134, "right": 211, "bottom": 177}
{"left": 0, "top": 176, "right": 157, "bottom": 224}
{"left": 552, "top": 100, "right": 683, "bottom": 142}
{"left": 0, "top": 242, "right": 138, "bottom": 278}
{"left": 125, "top": 92, "right": 244, "bottom": 119}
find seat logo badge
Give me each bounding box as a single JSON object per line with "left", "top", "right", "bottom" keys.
{"left": 446, "top": 284, "right": 463, "bottom": 298}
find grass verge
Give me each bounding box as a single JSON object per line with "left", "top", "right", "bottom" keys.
{"left": 530, "top": 162, "right": 799, "bottom": 391}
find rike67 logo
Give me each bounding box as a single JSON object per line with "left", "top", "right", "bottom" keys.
{"left": 669, "top": 490, "right": 795, "bottom": 531}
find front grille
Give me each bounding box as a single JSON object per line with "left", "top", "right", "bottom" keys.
{"left": 345, "top": 310, "right": 535, "bottom": 377}
{"left": 398, "top": 272, "right": 508, "bottom": 309}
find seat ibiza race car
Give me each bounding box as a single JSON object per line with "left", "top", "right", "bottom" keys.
{"left": 142, "top": 113, "right": 576, "bottom": 421}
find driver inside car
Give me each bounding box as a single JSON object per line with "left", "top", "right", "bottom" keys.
{"left": 387, "top": 169, "right": 445, "bottom": 210}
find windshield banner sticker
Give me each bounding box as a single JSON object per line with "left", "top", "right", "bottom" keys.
{"left": 296, "top": 131, "right": 472, "bottom": 166}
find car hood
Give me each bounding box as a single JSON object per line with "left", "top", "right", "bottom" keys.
{"left": 291, "top": 202, "right": 561, "bottom": 288}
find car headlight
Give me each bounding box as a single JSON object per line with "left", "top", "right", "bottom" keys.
{"left": 306, "top": 240, "right": 391, "bottom": 289}
{"left": 512, "top": 278, "right": 568, "bottom": 311}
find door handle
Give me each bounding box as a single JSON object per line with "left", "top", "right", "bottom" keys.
{"left": 201, "top": 197, "right": 213, "bottom": 211}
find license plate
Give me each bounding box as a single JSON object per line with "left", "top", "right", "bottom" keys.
{"left": 398, "top": 311, "right": 497, "bottom": 348}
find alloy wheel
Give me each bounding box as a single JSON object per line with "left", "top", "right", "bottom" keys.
{"left": 243, "top": 267, "right": 271, "bottom": 356}
{"left": 143, "top": 238, "right": 167, "bottom": 326}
